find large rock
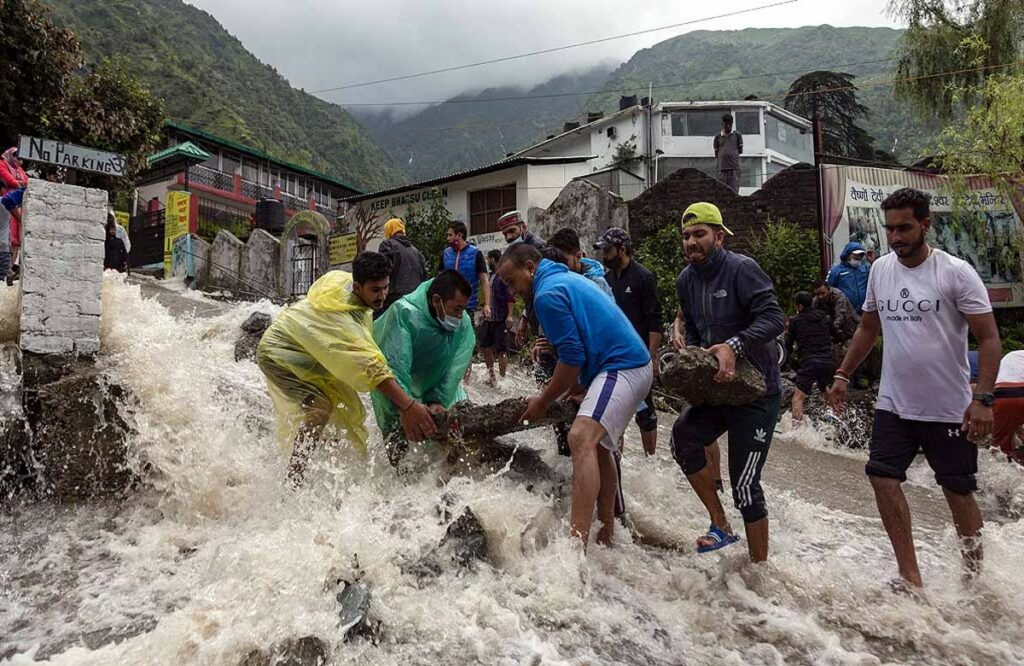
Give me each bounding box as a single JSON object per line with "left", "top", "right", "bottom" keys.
{"left": 234, "top": 312, "right": 272, "bottom": 362}
{"left": 532, "top": 179, "right": 628, "bottom": 251}
{"left": 240, "top": 636, "right": 328, "bottom": 666}
{"left": 18, "top": 354, "right": 133, "bottom": 499}
{"left": 660, "top": 346, "right": 766, "bottom": 406}
{"left": 428, "top": 397, "right": 579, "bottom": 444}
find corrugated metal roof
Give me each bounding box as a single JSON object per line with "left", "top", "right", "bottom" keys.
{"left": 342, "top": 155, "right": 596, "bottom": 202}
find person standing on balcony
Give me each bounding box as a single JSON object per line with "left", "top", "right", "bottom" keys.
{"left": 377, "top": 217, "right": 427, "bottom": 317}
{"left": 712, "top": 113, "right": 743, "bottom": 193}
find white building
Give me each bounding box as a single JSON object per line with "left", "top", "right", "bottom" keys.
{"left": 341, "top": 99, "right": 813, "bottom": 252}
{"left": 514, "top": 99, "right": 814, "bottom": 196}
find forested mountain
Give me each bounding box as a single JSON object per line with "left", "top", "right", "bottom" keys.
{"left": 361, "top": 26, "right": 931, "bottom": 181}
{"left": 351, "top": 65, "right": 614, "bottom": 183}
{"left": 42, "top": 0, "right": 406, "bottom": 191}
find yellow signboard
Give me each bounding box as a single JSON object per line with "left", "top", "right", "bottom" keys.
{"left": 164, "top": 191, "right": 191, "bottom": 274}
{"left": 329, "top": 232, "right": 358, "bottom": 265}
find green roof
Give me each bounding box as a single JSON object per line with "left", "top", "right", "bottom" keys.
{"left": 147, "top": 140, "right": 212, "bottom": 166}
{"left": 164, "top": 121, "right": 363, "bottom": 194}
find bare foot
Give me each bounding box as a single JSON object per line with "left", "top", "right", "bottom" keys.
{"left": 596, "top": 522, "right": 614, "bottom": 546}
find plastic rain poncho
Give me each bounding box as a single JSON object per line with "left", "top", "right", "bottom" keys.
{"left": 257, "top": 271, "right": 393, "bottom": 454}
{"left": 370, "top": 278, "right": 476, "bottom": 437}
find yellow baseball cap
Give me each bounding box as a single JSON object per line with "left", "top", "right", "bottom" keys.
{"left": 681, "top": 202, "right": 733, "bottom": 236}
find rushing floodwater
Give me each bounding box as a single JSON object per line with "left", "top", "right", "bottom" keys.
{"left": 2, "top": 275, "right": 1024, "bottom": 665}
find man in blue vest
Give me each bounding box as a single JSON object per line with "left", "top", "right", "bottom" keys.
{"left": 439, "top": 220, "right": 491, "bottom": 322}
{"left": 827, "top": 241, "right": 870, "bottom": 313}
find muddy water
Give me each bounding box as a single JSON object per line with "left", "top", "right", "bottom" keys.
{"left": 2, "top": 275, "right": 1023, "bottom": 665}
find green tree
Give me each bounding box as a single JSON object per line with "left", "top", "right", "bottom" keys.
{"left": 404, "top": 191, "right": 450, "bottom": 270}
{"left": 783, "top": 71, "right": 878, "bottom": 160}
{"left": 0, "top": 0, "right": 80, "bottom": 146}
{"left": 51, "top": 57, "right": 165, "bottom": 188}
{"left": 748, "top": 220, "right": 821, "bottom": 313}
{"left": 0, "top": 1, "right": 164, "bottom": 189}
{"left": 888, "top": 0, "right": 1024, "bottom": 119}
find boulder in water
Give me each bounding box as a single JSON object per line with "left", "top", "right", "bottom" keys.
{"left": 660, "top": 346, "right": 766, "bottom": 406}
{"left": 234, "top": 312, "right": 272, "bottom": 362}
{"left": 239, "top": 636, "right": 328, "bottom": 666}
{"left": 337, "top": 581, "right": 372, "bottom": 639}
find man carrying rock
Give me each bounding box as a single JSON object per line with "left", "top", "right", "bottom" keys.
{"left": 499, "top": 243, "right": 652, "bottom": 549}
{"left": 828, "top": 188, "right": 1000, "bottom": 589}
{"left": 257, "top": 252, "right": 436, "bottom": 486}
{"left": 669, "top": 202, "right": 785, "bottom": 560}
{"left": 372, "top": 270, "right": 476, "bottom": 465}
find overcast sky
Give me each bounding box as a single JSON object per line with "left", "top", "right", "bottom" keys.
{"left": 186, "top": 0, "right": 902, "bottom": 115}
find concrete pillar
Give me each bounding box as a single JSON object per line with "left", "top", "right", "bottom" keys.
{"left": 19, "top": 180, "right": 106, "bottom": 356}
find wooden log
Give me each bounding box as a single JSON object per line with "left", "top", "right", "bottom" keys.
{"left": 659, "top": 346, "right": 766, "bottom": 407}
{"left": 429, "top": 397, "right": 578, "bottom": 443}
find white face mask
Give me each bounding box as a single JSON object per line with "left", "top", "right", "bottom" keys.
{"left": 434, "top": 298, "right": 461, "bottom": 331}
{"left": 848, "top": 257, "right": 863, "bottom": 268}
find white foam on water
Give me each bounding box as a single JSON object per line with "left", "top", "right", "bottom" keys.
{"left": 1, "top": 274, "right": 1023, "bottom": 665}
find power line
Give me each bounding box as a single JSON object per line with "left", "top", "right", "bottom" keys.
{"left": 318, "top": 57, "right": 898, "bottom": 108}
{"left": 310, "top": 0, "right": 800, "bottom": 94}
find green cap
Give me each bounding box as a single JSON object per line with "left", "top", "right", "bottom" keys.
{"left": 681, "top": 202, "right": 733, "bottom": 236}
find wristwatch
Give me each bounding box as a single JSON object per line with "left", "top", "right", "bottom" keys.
{"left": 972, "top": 392, "right": 995, "bottom": 407}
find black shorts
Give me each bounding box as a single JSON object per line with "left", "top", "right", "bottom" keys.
{"left": 671, "top": 394, "right": 781, "bottom": 523}
{"left": 867, "top": 409, "right": 978, "bottom": 495}
{"left": 794, "top": 360, "right": 834, "bottom": 395}
{"left": 478, "top": 320, "right": 508, "bottom": 352}
{"left": 635, "top": 390, "right": 657, "bottom": 432}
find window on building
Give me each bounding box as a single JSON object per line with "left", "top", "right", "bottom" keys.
{"left": 242, "top": 159, "right": 258, "bottom": 183}
{"left": 670, "top": 110, "right": 728, "bottom": 137}
{"left": 469, "top": 183, "right": 516, "bottom": 235}
{"left": 222, "top": 153, "right": 240, "bottom": 176}
{"left": 765, "top": 112, "right": 814, "bottom": 163}
{"left": 735, "top": 110, "right": 760, "bottom": 135}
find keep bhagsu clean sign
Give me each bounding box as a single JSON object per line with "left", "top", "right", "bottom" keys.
{"left": 18, "top": 136, "right": 127, "bottom": 177}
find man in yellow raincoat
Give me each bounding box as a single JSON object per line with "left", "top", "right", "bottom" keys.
{"left": 257, "top": 251, "right": 437, "bottom": 486}
{"left": 371, "top": 270, "right": 476, "bottom": 463}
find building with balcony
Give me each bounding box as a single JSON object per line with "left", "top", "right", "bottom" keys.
{"left": 133, "top": 122, "right": 362, "bottom": 243}
{"left": 514, "top": 98, "right": 814, "bottom": 196}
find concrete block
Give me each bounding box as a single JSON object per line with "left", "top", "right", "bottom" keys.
{"left": 241, "top": 229, "right": 281, "bottom": 299}
{"left": 21, "top": 333, "right": 74, "bottom": 355}
{"left": 208, "top": 230, "right": 244, "bottom": 292}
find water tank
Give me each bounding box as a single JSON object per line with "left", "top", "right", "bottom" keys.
{"left": 619, "top": 95, "right": 638, "bottom": 110}
{"left": 255, "top": 198, "right": 285, "bottom": 235}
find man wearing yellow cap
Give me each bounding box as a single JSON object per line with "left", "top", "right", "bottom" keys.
{"left": 377, "top": 217, "right": 428, "bottom": 316}
{"left": 669, "top": 202, "right": 785, "bottom": 562}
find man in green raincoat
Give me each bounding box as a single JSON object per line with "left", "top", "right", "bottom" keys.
{"left": 257, "top": 252, "right": 437, "bottom": 486}
{"left": 371, "top": 270, "right": 476, "bottom": 462}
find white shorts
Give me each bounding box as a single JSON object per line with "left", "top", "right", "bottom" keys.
{"left": 577, "top": 363, "right": 654, "bottom": 451}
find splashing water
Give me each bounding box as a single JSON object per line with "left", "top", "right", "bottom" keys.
{"left": 1, "top": 274, "right": 1023, "bottom": 665}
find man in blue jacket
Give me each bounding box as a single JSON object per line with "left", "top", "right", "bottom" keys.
{"left": 827, "top": 241, "right": 870, "bottom": 313}
{"left": 670, "top": 202, "right": 785, "bottom": 562}
{"left": 499, "top": 244, "right": 653, "bottom": 550}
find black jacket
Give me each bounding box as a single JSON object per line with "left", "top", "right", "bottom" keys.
{"left": 784, "top": 306, "right": 833, "bottom": 366}
{"left": 104, "top": 236, "right": 128, "bottom": 272}
{"left": 378, "top": 233, "right": 427, "bottom": 306}
{"left": 676, "top": 249, "right": 785, "bottom": 395}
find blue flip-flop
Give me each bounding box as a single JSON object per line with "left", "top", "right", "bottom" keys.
{"left": 696, "top": 524, "right": 740, "bottom": 553}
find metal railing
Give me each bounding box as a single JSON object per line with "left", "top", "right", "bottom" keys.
{"left": 190, "top": 164, "right": 233, "bottom": 192}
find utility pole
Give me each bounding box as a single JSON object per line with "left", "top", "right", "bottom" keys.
{"left": 811, "top": 89, "right": 827, "bottom": 278}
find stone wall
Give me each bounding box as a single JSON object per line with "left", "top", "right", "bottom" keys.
{"left": 208, "top": 230, "right": 245, "bottom": 293}
{"left": 628, "top": 164, "right": 819, "bottom": 255}
{"left": 243, "top": 229, "right": 280, "bottom": 297}
{"left": 532, "top": 179, "right": 628, "bottom": 250}
{"left": 19, "top": 180, "right": 106, "bottom": 355}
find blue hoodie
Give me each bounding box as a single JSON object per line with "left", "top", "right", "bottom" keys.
{"left": 532, "top": 259, "right": 650, "bottom": 387}
{"left": 827, "top": 241, "right": 870, "bottom": 313}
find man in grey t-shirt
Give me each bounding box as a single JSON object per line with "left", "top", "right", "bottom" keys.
{"left": 713, "top": 113, "right": 743, "bottom": 193}
{"left": 829, "top": 187, "right": 1001, "bottom": 591}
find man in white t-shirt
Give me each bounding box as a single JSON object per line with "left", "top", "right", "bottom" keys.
{"left": 828, "top": 187, "right": 1001, "bottom": 590}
